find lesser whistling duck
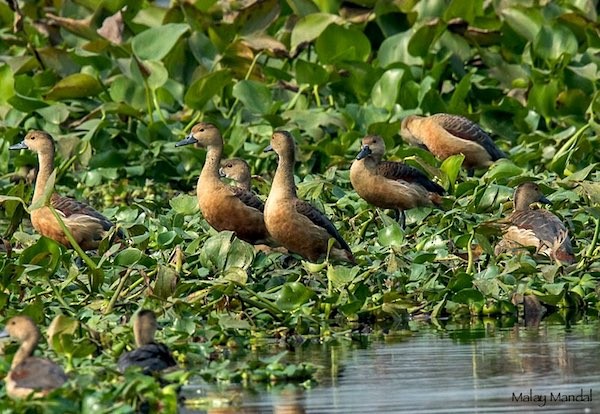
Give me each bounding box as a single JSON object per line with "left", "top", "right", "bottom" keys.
{"left": 0, "top": 316, "right": 67, "bottom": 398}
{"left": 350, "top": 135, "right": 445, "bottom": 228}
{"left": 175, "top": 123, "right": 272, "bottom": 245}
{"left": 117, "top": 310, "right": 176, "bottom": 374}
{"left": 219, "top": 158, "right": 264, "bottom": 212}
{"left": 9, "top": 131, "right": 122, "bottom": 250}
{"left": 400, "top": 113, "right": 506, "bottom": 175}
{"left": 495, "top": 182, "right": 575, "bottom": 264}
{"left": 263, "top": 131, "right": 354, "bottom": 263}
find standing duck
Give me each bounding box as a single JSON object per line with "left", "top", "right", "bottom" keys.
{"left": 400, "top": 113, "right": 506, "bottom": 175}
{"left": 263, "top": 131, "right": 354, "bottom": 263}
{"left": 175, "top": 123, "right": 271, "bottom": 245}
{"left": 0, "top": 316, "right": 67, "bottom": 398}
{"left": 117, "top": 310, "right": 176, "bottom": 374}
{"left": 219, "top": 158, "right": 265, "bottom": 212}
{"left": 350, "top": 135, "right": 445, "bottom": 228}
{"left": 495, "top": 182, "right": 575, "bottom": 264}
{"left": 9, "top": 131, "right": 122, "bottom": 250}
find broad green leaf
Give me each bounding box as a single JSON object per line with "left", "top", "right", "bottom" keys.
{"left": 46, "top": 73, "right": 103, "bottom": 100}
{"left": 19, "top": 236, "right": 62, "bottom": 275}
{"left": 234, "top": 0, "right": 280, "bottom": 35}
{"left": 169, "top": 194, "right": 198, "bottom": 215}
{"left": 232, "top": 80, "right": 273, "bottom": 115}
{"left": 132, "top": 23, "right": 189, "bottom": 60}
{"left": 377, "top": 222, "right": 404, "bottom": 247}
{"left": 440, "top": 154, "right": 464, "bottom": 190}
{"left": 501, "top": 7, "right": 542, "bottom": 42}
{"left": 452, "top": 288, "right": 484, "bottom": 304}
{"left": 295, "top": 60, "right": 328, "bottom": 85}
{"left": 290, "top": 13, "right": 341, "bottom": 53}
{"left": 276, "top": 282, "right": 315, "bottom": 311}
{"left": 371, "top": 69, "right": 404, "bottom": 110}
{"left": 315, "top": 24, "right": 371, "bottom": 64}
{"left": 184, "top": 70, "right": 232, "bottom": 110}
{"left": 483, "top": 159, "right": 523, "bottom": 181}
{"left": 0, "top": 64, "right": 15, "bottom": 103}
{"left": 378, "top": 32, "right": 423, "bottom": 68}
{"left": 114, "top": 247, "right": 143, "bottom": 267}
{"left": 533, "top": 24, "right": 578, "bottom": 62}
{"left": 529, "top": 79, "right": 559, "bottom": 118}
{"left": 154, "top": 265, "right": 178, "bottom": 300}
{"left": 109, "top": 75, "right": 146, "bottom": 110}
{"left": 327, "top": 265, "right": 359, "bottom": 290}
{"left": 408, "top": 21, "right": 443, "bottom": 58}
{"left": 144, "top": 60, "right": 169, "bottom": 90}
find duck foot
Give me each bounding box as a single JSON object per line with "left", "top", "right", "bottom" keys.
{"left": 394, "top": 210, "right": 406, "bottom": 229}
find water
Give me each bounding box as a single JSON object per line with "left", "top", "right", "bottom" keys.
{"left": 182, "top": 319, "right": 600, "bottom": 413}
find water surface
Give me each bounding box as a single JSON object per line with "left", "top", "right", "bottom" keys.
{"left": 182, "top": 318, "right": 600, "bottom": 413}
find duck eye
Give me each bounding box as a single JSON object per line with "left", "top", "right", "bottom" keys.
{"left": 199, "top": 129, "right": 205, "bottom": 132}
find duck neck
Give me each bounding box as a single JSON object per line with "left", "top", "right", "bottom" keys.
{"left": 513, "top": 191, "right": 531, "bottom": 212}
{"left": 32, "top": 150, "right": 55, "bottom": 206}
{"left": 13, "top": 332, "right": 39, "bottom": 369}
{"left": 271, "top": 152, "right": 297, "bottom": 200}
{"left": 199, "top": 144, "right": 223, "bottom": 187}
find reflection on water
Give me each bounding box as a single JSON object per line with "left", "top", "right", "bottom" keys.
{"left": 182, "top": 319, "right": 600, "bottom": 413}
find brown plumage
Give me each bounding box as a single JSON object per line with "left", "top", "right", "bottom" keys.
{"left": 263, "top": 131, "right": 354, "bottom": 263}
{"left": 495, "top": 182, "right": 575, "bottom": 264}
{"left": 0, "top": 316, "right": 67, "bottom": 398}
{"left": 219, "top": 158, "right": 264, "bottom": 212}
{"left": 350, "top": 135, "right": 445, "bottom": 228}
{"left": 117, "top": 310, "right": 176, "bottom": 374}
{"left": 400, "top": 113, "right": 506, "bottom": 174}
{"left": 175, "top": 123, "right": 271, "bottom": 244}
{"left": 9, "top": 131, "right": 122, "bottom": 250}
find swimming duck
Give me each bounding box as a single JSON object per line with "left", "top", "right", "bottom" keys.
{"left": 350, "top": 135, "right": 445, "bottom": 228}
{"left": 400, "top": 113, "right": 506, "bottom": 175}
{"left": 0, "top": 315, "right": 67, "bottom": 398}
{"left": 495, "top": 182, "right": 575, "bottom": 264}
{"left": 175, "top": 123, "right": 271, "bottom": 245}
{"left": 9, "top": 131, "right": 122, "bottom": 250}
{"left": 219, "top": 158, "right": 265, "bottom": 212}
{"left": 263, "top": 131, "right": 354, "bottom": 263}
{"left": 117, "top": 310, "right": 176, "bottom": 374}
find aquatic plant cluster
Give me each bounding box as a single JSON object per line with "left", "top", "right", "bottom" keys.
{"left": 1, "top": 0, "right": 600, "bottom": 411}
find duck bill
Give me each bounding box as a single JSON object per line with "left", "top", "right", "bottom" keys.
{"left": 356, "top": 145, "right": 371, "bottom": 160}
{"left": 0, "top": 328, "right": 8, "bottom": 339}
{"left": 539, "top": 195, "right": 552, "bottom": 205}
{"left": 9, "top": 141, "right": 28, "bottom": 150}
{"left": 218, "top": 167, "right": 225, "bottom": 177}
{"left": 175, "top": 134, "right": 198, "bottom": 147}
{"left": 263, "top": 144, "right": 273, "bottom": 153}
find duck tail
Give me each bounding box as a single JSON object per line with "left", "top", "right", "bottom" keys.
{"left": 553, "top": 249, "right": 575, "bottom": 265}
{"left": 429, "top": 193, "right": 443, "bottom": 206}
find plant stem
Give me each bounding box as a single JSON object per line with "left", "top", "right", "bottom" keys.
{"left": 104, "top": 268, "right": 132, "bottom": 315}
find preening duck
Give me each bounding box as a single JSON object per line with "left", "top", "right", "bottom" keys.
{"left": 495, "top": 182, "right": 575, "bottom": 264}
{"left": 9, "top": 131, "right": 122, "bottom": 250}
{"left": 117, "top": 310, "right": 176, "bottom": 374}
{"left": 350, "top": 135, "right": 445, "bottom": 228}
{"left": 400, "top": 113, "right": 506, "bottom": 175}
{"left": 263, "top": 131, "right": 354, "bottom": 263}
{"left": 219, "top": 158, "right": 265, "bottom": 212}
{"left": 175, "top": 123, "right": 271, "bottom": 245}
{"left": 0, "top": 315, "right": 67, "bottom": 398}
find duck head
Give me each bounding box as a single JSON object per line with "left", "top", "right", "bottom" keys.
{"left": 264, "top": 131, "right": 295, "bottom": 159}
{"left": 9, "top": 131, "right": 55, "bottom": 155}
{"left": 514, "top": 182, "right": 551, "bottom": 211}
{"left": 133, "top": 309, "right": 158, "bottom": 347}
{"left": 356, "top": 135, "right": 386, "bottom": 161}
{"left": 219, "top": 158, "right": 251, "bottom": 183}
{"left": 175, "top": 122, "right": 222, "bottom": 148}
{"left": 0, "top": 316, "right": 40, "bottom": 344}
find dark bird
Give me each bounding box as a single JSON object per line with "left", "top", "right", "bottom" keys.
{"left": 117, "top": 310, "right": 176, "bottom": 374}
{"left": 0, "top": 315, "right": 67, "bottom": 398}
{"left": 495, "top": 182, "right": 575, "bottom": 264}
{"left": 175, "top": 123, "right": 272, "bottom": 245}
{"left": 350, "top": 135, "right": 444, "bottom": 228}
{"left": 400, "top": 113, "right": 506, "bottom": 176}
{"left": 263, "top": 131, "right": 354, "bottom": 263}
{"left": 9, "top": 131, "right": 123, "bottom": 250}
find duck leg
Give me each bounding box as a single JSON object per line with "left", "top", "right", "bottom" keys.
{"left": 394, "top": 209, "right": 406, "bottom": 229}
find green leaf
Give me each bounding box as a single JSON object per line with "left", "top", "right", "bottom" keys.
{"left": 109, "top": 75, "right": 146, "bottom": 110}
{"left": 184, "top": 70, "right": 232, "bottom": 110}
{"left": 377, "top": 222, "right": 404, "bottom": 247}
{"left": 154, "top": 265, "right": 178, "bottom": 300}
{"left": 144, "top": 60, "right": 169, "bottom": 90}
{"left": 378, "top": 32, "right": 423, "bottom": 68}
{"left": 533, "top": 24, "right": 578, "bottom": 62}
{"left": 232, "top": 80, "right": 273, "bottom": 115}
{"left": 452, "top": 288, "right": 484, "bottom": 304}
{"left": 327, "top": 265, "right": 359, "bottom": 290}
{"left": 0, "top": 64, "right": 15, "bottom": 103}
{"left": 408, "top": 21, "right": 443, "bottom": 58}
{"left": 371, "top": 69, "right": 404, "bottom": 110}
{"left": 114, "top": 247, "right": 143, "bottom": 267}
{"left": 132, "top": 23, "right": 189, "bottom": 61}
{"left": 315, "top": 24, "right": 371, "bottom": 64}
{"left": 440, "top": 154, "right": 464, "bottom": 191}
{"left": 46, "top": 73, "right": 103, "bottom": 100}
{"left": 169, "top": 194, "right": 198, "bottom": 215}
{"left": 501, "top": 7, "right": 542, "bottom": 42}
{"left": 483, "top": 159, "right": 523, "bottom": 181}
{"left": 290, "top": 13, "right": 341, "bottom": 53}
{"left": 295, "top": 60, "right": 328, "bottom": 85}
{"left": 19, "top": 236, "right": 62, "bottom": 275}
{"left": 275, "top": 282, "right": 315, "bottom": 311}
{"left": 234, "top": 0, "right": 280, "bottom": 35}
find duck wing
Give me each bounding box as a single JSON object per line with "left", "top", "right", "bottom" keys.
{"left": 431, "top": 113, "right": 506, "bottom": 160}
{"left": 117, "top": 343, "right": 176, "bottom": 374}
{"left": 51, "top": 194, "right": 123, "bottom": 237}
{"left": 294, "top": 199, "right": 352, "bottom": 252}
{"left": 510, "top": 209, "right": 573, "bottom": 254}
{"left": 11, "top": 357, "right": 67, "bottom": 391}
{"left": 230, "top": 187, "right": 264, "bottom": 212}
{"left": 377, "top": 161, "right": 445, "bottom": 194}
